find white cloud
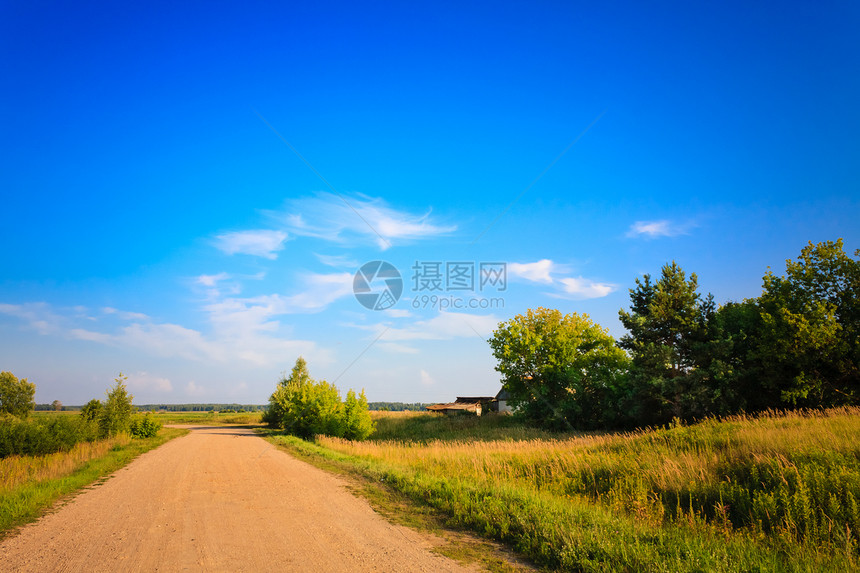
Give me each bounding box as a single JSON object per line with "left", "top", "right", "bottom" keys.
{"left": 556, "top": 277, "right": 617, "bottom": 299}
{"left": 509, "top": 259, "right": 556, "bottom": 284}
{"left": 0, "top": 302, "right": 63, "bottom": 335}
{"left": 126, "top": 371, "right": 173, "bottom": 393}
{"left": 626, "top": 220, "right": 691, "bottom": 238}
{"left": 377, "top": 342, "right": 419, "bottom": 354}
{"left": 361, "top": 311, "right": 500, "bottom": 342}
{"left": 273, "top": 193, "right": 456, "bottom": 250}
{"left": 101, "top": 307, "right": 149, "bottom": 321}
{"left": 196, "top": 272, "right": 231, "bottom": 287}
{"left": 215, "top": 230, "right": 288, "bottom": 259}
{"left": 507, "top": 260, "right": 614, "bottom": 300}
{"left": 186, "top": 381, "right": 206, "bottom": 397}
{"left": 420, "top": 369, "right": 436, "bottom": 386}
{"left": 315, "top": 253, "right": 359, "bottom": 269}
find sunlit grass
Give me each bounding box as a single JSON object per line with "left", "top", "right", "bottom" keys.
{"left": 273, "top": 407, "right": 860, "bottom": 571}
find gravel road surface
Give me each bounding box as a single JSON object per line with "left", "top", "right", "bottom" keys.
{"left": 0, "top": 426, "right": 470, "bottom": 572}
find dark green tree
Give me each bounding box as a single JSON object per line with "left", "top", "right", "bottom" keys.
{"left": 618, "top": 262, "right": 717, "bottom": 424}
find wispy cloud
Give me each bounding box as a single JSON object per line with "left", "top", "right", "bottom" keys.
{"left": 508, "top": 259, "right": 557, "bottom": 284}
{"left": 0, "top": 302, "right": 63, "bottom": 335}
{"left": 507, "top": 260, "right": 616, "bottom": 299}
{"left": 214, "top": 230, "right": 288, "bottom": 258}
{"left": 626, "top": 219, "right": 691, "bottom": 239}
{"left": 315, "top": 253, "right": 360, "bottom": 269}
{"left": 126, "top": 371, "right": 173, "bottom": 393}
{"left": 420, "top": 369, "right": 436, "bottom": 386}
{"left": 356, "top": 311, "right": 501, "bottom": 342}
{"left": 273, "top": 193, "right": 456, "bottom": 250}
{"left": 555, "top": 277, "right": 617, "bottom": 299}
{"left": 11, "top": 300, "right": 327, "bottom": 369}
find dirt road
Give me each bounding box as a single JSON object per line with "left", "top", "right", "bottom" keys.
{"left": 0, "top": 426, "right": 471, "bottom": 572}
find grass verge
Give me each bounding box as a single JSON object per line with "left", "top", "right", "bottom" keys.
{"left": 0, "top": 427, "right": 188, "bottom": 536}
{"left": 259, "top": 428, "right": 538, "bottom": 572}
{"left": 263, "top": 408, "right": 859, "bottom": 572}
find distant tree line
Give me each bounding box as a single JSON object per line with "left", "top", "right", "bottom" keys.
{"left": 135, "top": 404, "right": 266, "bottom": 412}
{"left": 490, "top": 239, "right": 859, "bottom": 430}
{"left": 367, "top": 402, "right": 430, "bottom": 411}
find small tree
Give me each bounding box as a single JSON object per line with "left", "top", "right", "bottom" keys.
{"left": 80, "top": 398, "right": 102, "bottom": 422}
{"left": 265, "top": 357, "right": 375, "bottom": 440}
{"left": 52, "top": 399, "right": 63, "bottom": 411}
{"left": 0, "top": 371, "right": 36, "bottom": 418}
{"left": 99, "top": 373, "right": 135, "bottom": 437}
{"left": 342, "top": 389, "right": 375, "bottom": 440}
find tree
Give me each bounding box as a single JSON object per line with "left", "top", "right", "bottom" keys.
{"left": 342, "top": 389, "right": 375, "bottom": 440}
{"left": 99, "top": 373, "right": 135, "bottom": 437}
{"left": 0, "top": 371, "right": 36, "bottom": 418}
{"left": 52, "top": 399, "right": 63, "bottom": 411}
{"left": 80, "top": 398, "right": 102, "bottom": 422}
{"left": 488, "top": 308, "right": 630, "bottom": 430}
{"left": 265, "top": 357, "right": 375, "bottom": 440}
{"left": 618, "top": 262, "right": 717, "bottom": 424}
{"left": 751, "top": 239, "right": 858, "bottom": 407}
{"left": 263, "top": 357, "right": 311, "bottom": 428}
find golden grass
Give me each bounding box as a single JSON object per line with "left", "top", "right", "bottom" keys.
{"left": 0, "top": 434, "right": 131, "bottom": 493}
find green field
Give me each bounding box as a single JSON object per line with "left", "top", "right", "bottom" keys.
{"left": 266, "top": 408, "right": 860, "bottom": 572}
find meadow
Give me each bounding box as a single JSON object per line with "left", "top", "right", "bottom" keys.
{"left": 268, "top": 408, "right": 860, "bottom": 572}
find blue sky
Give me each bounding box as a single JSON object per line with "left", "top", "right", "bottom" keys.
{"left": 2, "top": 1, "right": 858, "bottom": 405}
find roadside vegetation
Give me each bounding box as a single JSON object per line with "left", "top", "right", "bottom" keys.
{"left": 0, "top": 426, "right": 187, "bottom": 534}
{"left": 270, "top": 408, "right": 859, "bottom": 572}
{"left": 0, "top": 371, "right": 187, "bottom": 534}
{"left": 262, "top": 357, "right": 375, "bottom": 440}
{"left": 490, "top": 239, "right": 859, "bottom": 432}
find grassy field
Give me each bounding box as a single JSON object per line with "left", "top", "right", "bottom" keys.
{"left": 140, "top": 410, "right": 264, "bottom": 425}
{"left": 0, "top": 427, "right": 188, "bottom": 535}
{"left": 267, "top": 408, "right": 860, "bottom": 572}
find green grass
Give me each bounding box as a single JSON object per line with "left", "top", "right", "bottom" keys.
{"left": 264, "top": 408, "right": 860, "bottom": 572}
{"left": 0, "top": 427, "right": 188, "bottom": 535}
{"left": 142, "top": 410, "right": 263, "bottom": 425}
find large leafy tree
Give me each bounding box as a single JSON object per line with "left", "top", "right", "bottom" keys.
{"left": 488, "top": 307, "right": 629, "bottom": 430}
{"left": 0, "top": 371, "right": 36, "bottom": 418}
{"left": 753, "top": 239, "right": 859, "bottom": 406}
{"left": 618, "top": 262, "right": 716, "bottom": 423}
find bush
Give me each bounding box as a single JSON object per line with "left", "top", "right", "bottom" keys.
{"left": 266, "top": 357, "right": 375, "bottom": 440}
{"left": 129, "top": 414, "right": 162, "bottom": 438}
{"left": 0, "top": 413, "right": 98, "bottom": 457}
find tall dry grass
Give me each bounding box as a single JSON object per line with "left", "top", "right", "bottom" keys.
{"left": 309, "top": 407, "right": 860, "bottom": 569}
{"left": 0, "top": 434, "right": 131, "bottom": 493}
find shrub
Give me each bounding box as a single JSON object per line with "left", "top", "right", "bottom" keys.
{"left": 129, "top": 414, "right": 162, "bottom": 438}
{"left": 266, "top": 357, "right": 375, "bottom": 440}
{"left": 80, "top": 398, "right": 102, "bottom": 422}
{"left": 0, "top": 413, "right": 98, "bottom": 457}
